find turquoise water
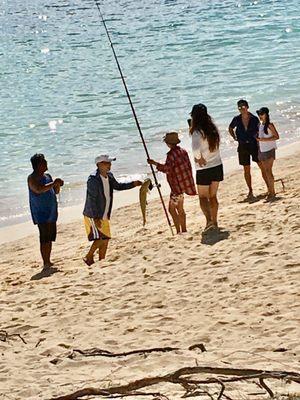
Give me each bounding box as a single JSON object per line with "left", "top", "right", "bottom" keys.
{"left": 1, "top": 0, "right": 300, "bottom": 226}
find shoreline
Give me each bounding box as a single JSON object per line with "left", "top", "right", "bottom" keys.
{"left": 1, "top": 140, "right": 299, "bottom": 245}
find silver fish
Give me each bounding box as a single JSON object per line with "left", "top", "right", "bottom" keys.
{"left": 139, "top": 178, "right": 153, "bottom": 226}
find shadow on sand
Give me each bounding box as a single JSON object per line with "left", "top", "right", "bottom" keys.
{"left": 31, "top": 266, "right": 59, "bottom": 281}
{"left": 238, "top": 194, "right": 283, "bottom": 204}
{"left": 237, "top": 194, "right": 265, "bottom": 204}
{"left": 201, "top": 228, "right": 230, "bottom": 245}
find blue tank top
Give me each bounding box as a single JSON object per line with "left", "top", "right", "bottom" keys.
{"left": 29, "top": 174, "right": 58, "bottom": 224}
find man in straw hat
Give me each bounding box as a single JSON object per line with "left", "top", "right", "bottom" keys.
{"left": 148, "top": 132, "right": 196, "bottom": 234}
{"left": 83, "top": 155, "right": 142, "bottom": 266}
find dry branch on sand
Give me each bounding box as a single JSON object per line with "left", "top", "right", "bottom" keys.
{"left": 51, "top": 365, "right": 300, "bottom": 400}
{"left": 0, "top": 329, "right": 27, "bottom": 344}
{"left": 65, "top": 343, "right": 207, "bottom": 360}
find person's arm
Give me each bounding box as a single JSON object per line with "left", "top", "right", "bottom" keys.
{"left": 110, "top": 173, "right": 141, "bottom": 191}
{"left": 258, "top": 123, "right": 280, "bottom": 142}
{"left": 148, "top": 157, "right": 170, "bottom": 174}
{"left": 192, "top": 132, "right": 207, "bottom": 167}
{"left": 28, "top": 175, "right": 62, "bottom": 195}
{"left": 228, "top": 117, "right": 237, "bottom": 141}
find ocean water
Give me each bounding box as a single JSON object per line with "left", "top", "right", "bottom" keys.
{"left": 1, "top": 0, "right": 299, "bottom": 226}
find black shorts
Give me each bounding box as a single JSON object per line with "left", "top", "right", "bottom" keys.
{"left": 238, "top": 142, "right": 259, "bottom": 165}
{"left": 38, "top": 222, "right": 57, "bottom": 244}
{"left": 196, "top": 164, "right": 224, "bottom": 186}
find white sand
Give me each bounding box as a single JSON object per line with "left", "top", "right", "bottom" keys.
{"left": 0, "top": 143, "right": 299, "bottom": 399}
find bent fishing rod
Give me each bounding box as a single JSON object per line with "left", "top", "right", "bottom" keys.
{"left": 93, "top": 0, "right": 174, "bottom": 235}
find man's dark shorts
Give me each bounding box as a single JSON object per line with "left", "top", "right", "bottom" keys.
{"left": 238, "top": 142, "right": 259, "bottom": 166}
{"left": 38, "top": 222, "right": 57, "bottom": 244}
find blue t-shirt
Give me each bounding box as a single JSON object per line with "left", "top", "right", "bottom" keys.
{"left": 229, "top": 113, "right": 259, "bottom": 144}
{"left": 29, "top": 174, "right": 58, "bottom": 224}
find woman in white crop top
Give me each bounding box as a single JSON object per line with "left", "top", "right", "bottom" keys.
{"left": 189, "top": 103, "right": 223, "bottom": 231}
{"left": 256, "top": 107, "right": 280, "bottom": 200}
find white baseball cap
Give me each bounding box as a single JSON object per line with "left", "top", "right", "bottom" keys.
{"left": 95, "top": 154, "right": 116, "bottom": 164}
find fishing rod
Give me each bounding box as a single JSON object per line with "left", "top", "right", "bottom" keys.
{"left": 93, "top": 0, "right": 174, "bottom": 235}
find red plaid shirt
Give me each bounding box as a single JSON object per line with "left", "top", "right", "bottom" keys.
{"left": 156, "top": 146, "right": 197, "bottom": 196}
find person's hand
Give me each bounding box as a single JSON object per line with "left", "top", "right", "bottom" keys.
{"left": 195, "top": 156, "right": 207, "bottom": 167}
{"left": 54, "top": 178, "right": 64, "bottom": 186}
{"left": 147, "top": 159, "right": 157, "bottom": 166}
{"left": 133, "top": 180, "right": 142, "bottom": 187}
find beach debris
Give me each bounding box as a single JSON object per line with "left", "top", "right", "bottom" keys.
{"left": 68, "top": 345, "right": 179, "bottom": 359}
{"left": 50, "top": 365, "right": 300, "bottom": 400}
{"left": 275, "top": 178, "right": 285, "bottom": 191}
{"left": 188, "top": 343, "right": 207, "bottom": 352}
{"left": 35, "top": 337, "right": 46, "bottom": 348}
{"left": 139, "top": 178, "right": 153, "bottom": 226}
{"left": 0, "top": 329, "right": 27, "bottom": 344}
{"left": 273, "top": 347, "right": 288, "bottom": 352}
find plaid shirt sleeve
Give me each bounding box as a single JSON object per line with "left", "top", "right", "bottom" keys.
{"left": 156, "top": 153, "right": 173, "bottom": 174}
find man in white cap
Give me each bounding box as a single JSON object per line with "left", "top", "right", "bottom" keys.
{"left": 83, "top": 155, "right": 142, "bottom": 266}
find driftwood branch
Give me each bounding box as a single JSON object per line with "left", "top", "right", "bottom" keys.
{"left": 259, "top": 377, "right": 274, "bottom": 398}
{"left": 0, "top": 329, "right": 27, "bottom": 344}
{"left": 275, "top": 178, "right": 285, "bottom": 191}
{"left": 92, "top": 392, "right": 169, "bottom": 399}
{"left": 69, "top": 346, "right": 180, "bottom": 359}
{"left": 51, "top": 365, "right": 300, "bottom": 400}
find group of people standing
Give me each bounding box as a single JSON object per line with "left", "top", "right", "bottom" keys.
{"left": 27, "top": 99, "right": 280, "bottom": 270}
{"left": 149, "top": 99, "right": 279, "bottom": 235}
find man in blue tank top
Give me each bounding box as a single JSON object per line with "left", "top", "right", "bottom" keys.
{"left": 28, "top": 154, "right": 64, "bottom": 270}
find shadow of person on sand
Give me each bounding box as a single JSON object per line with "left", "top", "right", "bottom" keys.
{"left": 237, "top": 194, "right": 283, "bottom": 204}
{"left": 30, "top": 266, "right": 59, "bottom": 281}
{"left": 237, "top": 195, "right": 263, "bottom": 204}
{"left": 201, "top": 228, "right": 230, "bottom": 246}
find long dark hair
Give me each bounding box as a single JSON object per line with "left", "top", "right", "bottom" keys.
{"left": 189, "top": 104, "right": 220, "bottom": 152}
{"left": 263, "top": 113, "right": 270, "bottom": 134}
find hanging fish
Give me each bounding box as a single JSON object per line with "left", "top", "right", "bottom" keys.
{"left": 139, "top": 178, "right": 153, "bottom": 226}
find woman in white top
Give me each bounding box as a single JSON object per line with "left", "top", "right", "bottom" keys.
{"left": 256, "top": 107, "right": 279, "bottom": 200}
{"left": 190, "top": 103, "right": 223, "bottom": 231}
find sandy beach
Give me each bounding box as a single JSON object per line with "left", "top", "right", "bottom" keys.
{"left": 0, "top": 147, "right": 299, "bottom": 399}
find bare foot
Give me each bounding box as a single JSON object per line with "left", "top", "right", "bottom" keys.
{"left": 265, "top": 194, "right": 276, "bottom": 202}
{"left": 204, "top": 221, "right": 213, "bottom": 232}
{"left": 42, "top": 262, "right": 54, "bottom": 270}
{"left": 211, "top": 224, "right": 220, "bottom": 232}
{"left": 83, "top": 257, "right": 94, "bottom": 266}
{"left": 246, "top": 191, "right": 254, "bottom": 200}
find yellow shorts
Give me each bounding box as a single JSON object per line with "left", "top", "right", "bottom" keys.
{"left": 84, "top": 217, "right": 111, "bottom": 241}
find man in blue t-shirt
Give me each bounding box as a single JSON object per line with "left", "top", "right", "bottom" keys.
{"left": 28, "top": 154, "right": 64, "bottom": 270}
{"left": 228, "top": 99, "right": 266, "bottom": 199}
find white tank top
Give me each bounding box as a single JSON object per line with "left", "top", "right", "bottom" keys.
{"left": 258, "top": 124, "right": 277, "bottom": 152}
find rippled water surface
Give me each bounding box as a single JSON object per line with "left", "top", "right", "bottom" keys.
{"left": 1, "top": 0, "right": 300, "bottom": 225}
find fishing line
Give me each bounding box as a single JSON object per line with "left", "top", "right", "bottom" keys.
{"left": 93, "top": 0, "right": 174, "bottom": 235}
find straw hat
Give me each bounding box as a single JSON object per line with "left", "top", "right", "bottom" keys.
{"left": 163, "top": 132, "right": 181, "bottom": 145}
